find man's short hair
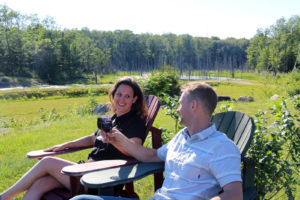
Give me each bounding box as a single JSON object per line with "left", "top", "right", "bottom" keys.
{"left": 181, "top": 82, "right": 217, "bottom": 116}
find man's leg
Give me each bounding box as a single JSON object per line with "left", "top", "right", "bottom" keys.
{"left": 70, "top": 194, "right": 138, "bottom": 200}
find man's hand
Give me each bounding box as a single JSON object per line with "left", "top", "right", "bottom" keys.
{"left": 100, "top": 128, "right": 126, "bottom": 145}
{"left": 100, "top": 129, "right": 161, "bottom": 162}
{"left": 210, "top": 181, "right": 243, "bottom": 200}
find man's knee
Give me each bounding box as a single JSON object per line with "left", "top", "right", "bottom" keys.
{"left": 70, "top": 195, "right": 105, "bottom": 200}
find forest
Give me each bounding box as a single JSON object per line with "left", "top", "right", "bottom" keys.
{"left": 0, "top": 5, "right": 299, "bottom": 84}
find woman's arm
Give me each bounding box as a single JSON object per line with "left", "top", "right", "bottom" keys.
{"left": 44, "top": 134, "right": 96, "bottom": 152}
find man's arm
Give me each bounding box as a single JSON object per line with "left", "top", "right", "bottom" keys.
{"left": 210, "top": 181, "right": 243, "bottom": 200}
{"left": 102, "top": 129, "right": 162, "bottom": 162}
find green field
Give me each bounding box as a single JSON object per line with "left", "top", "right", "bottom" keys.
{"left": 0, "top": 72, "right": 299, "bottom": 199}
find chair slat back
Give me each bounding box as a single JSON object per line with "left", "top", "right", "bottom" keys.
{"left": 144, "top": 95, "right": 160, "bottom": 136}
{"left": 211, "top": 111, "right": 255, "bottom": 156}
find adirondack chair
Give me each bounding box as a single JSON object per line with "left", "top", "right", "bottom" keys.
{"left": 80, "top": 111, "right": 257, "bottom": 200}
{"left": 26, "top": 95, "right": 162, "bottom": 200}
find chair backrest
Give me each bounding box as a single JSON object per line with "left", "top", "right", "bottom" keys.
{"left": 144, "top": 95, "right": 161, "bottom": 137}
{"left": 211, "top": 111, "right": 255, "bottom": 156}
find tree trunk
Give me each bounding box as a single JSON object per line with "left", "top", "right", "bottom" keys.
{"left": 293, "top": 50, "right": 299, "bottom": 71}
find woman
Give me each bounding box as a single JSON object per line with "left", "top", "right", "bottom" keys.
{"left": 0, "top": 77, "right": 147, "bottom": 200}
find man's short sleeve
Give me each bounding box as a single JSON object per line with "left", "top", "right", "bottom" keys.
{"left": 157, "top": 131, "right": 183, "bottom": 161}
{"left": 209, "top": 141, "right": 242, "bottom": 188}
{"left": 157, "top": 143, "right": 168, "bottom": 161}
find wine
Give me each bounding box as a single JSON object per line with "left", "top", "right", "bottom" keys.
{"left": 97, "top": 116, "right": 112, "bottom": 132}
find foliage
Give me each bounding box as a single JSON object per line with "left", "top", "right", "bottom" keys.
{"left": 143, "top": 72, "right": 181, "bottom": 102}
{"left": 286, "top": 70, "right": 300, "bottom": 96}
{"left": 160, "top": 128, "right": 176, "bottom": 145}
{"left": 161, "top": 95, "right": 236, "bottom": 138}
{"left": 75, "top": 89, "right": 99, "bottom": 116}
{"left": 247, "top": 97, "right": 300, "bottom": 199}
{"left": 215, "top": 101, "right": 234, "bottom": 113}
{"left": 0, "top": 86, "right": 109, "bottom": 100}
{"left": 0, "top": 118, "right": 25, "bottom": 128}
{"left": 162, "top": 95, "right": 182, "bottom": 133}
{"left": 0, "top": 5, "right": 298, "bottom": 86}
{"left": 39, "top": 108, "right": 63, "bottom": 122}
{"left": 0, "top": 5, "right": 252, "bottom": 84}
{"left": 246, "top": 16, "right": 300, "bottom": 74}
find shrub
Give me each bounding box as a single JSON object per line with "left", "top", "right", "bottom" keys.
{"left": 285, "top": 71, "right": 300, "bottom": 97}
{"left": 162, "top": 95, "right": 181, "bottom": 133}
{"left": 247, "top": 97, "right": 300, "bottom": 199}
{"left": 214, "top": 101, "right": 234, "bottom": 113}
{"left": 0, "top": 118, "right": 9, "bottom": 128}
{"left": 39, "top": 108, "right": 63, "bottom": 122}
{"left": 74, "top": 89, "right": 99, "bottom": 116}
{"left": 143, "top": 72, "right": 180, "bottom": 102}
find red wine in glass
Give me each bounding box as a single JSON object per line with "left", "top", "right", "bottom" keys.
{"left": 97, "top": 116, "right": 112, "bottom": 132}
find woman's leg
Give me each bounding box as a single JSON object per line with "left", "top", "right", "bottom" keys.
{"left": 0, "top": 156, "right": 76, "bottom": 200}
{"left": 23, "top": 175, "right": 62, "bottom": 200}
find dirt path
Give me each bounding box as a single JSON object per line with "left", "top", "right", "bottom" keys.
{"left": 196, "top": 79, "right": 257, "bottom": 85}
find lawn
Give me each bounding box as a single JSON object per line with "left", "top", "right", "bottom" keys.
{"left": 0, "top": 72, "right": 299, "bottom": 199}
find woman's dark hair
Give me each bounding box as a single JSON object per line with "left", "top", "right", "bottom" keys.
{"left": 109, "top": 77, "right": 147, "bottom": 118}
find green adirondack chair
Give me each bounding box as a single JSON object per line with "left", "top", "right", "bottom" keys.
{"left": 80, "top": 111, "right": 257, "bottom": 200}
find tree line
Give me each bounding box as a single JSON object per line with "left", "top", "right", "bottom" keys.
{"left": 0, "top": 5, "right": 299, "bottom": 84}
{"left": 247, "top": 15, "right": 300, "bottom": 75}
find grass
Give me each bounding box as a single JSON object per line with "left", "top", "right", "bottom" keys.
{"left": 0, "top": 96, "right": 110, "bottom": 121}
{"left": 0, "top": 72, "right": 299, "bottom": 199}
{"left": 0, "top": 116, "right": 95, "bottom": 197}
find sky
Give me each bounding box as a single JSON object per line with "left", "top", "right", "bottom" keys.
{"left": 0, "top": 0, "right": 299, "bottom": 39}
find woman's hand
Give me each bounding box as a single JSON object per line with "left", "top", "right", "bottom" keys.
{"left": 44, "top": 144, "right": 66, "bottom": 152}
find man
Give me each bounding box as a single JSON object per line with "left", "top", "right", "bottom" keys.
{"left": 71, "top": 82, "right": 243, "bottom": 200}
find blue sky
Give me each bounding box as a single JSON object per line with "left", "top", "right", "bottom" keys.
{"left": 0, "top": 0, "right": 299, "bottom": 39}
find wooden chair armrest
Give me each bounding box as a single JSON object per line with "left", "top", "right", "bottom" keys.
{"left": 26, "top": 146, "right": 93, "bottom": 159}
{"left": 61, "top": 159, "right": 140, "bottom": 177}
{"left": 80, "top": 162, "right": 165, "bottom": 192}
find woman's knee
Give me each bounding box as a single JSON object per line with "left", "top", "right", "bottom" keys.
{"left": 39, "top": 156, "right": 72, "bottom": 170}
{"left": 39, "top": 156, "right": 59, "bottom": 166}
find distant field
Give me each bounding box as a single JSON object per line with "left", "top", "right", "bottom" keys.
{"left": 0, "top": 96, "right": 110, "bottom": 121}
